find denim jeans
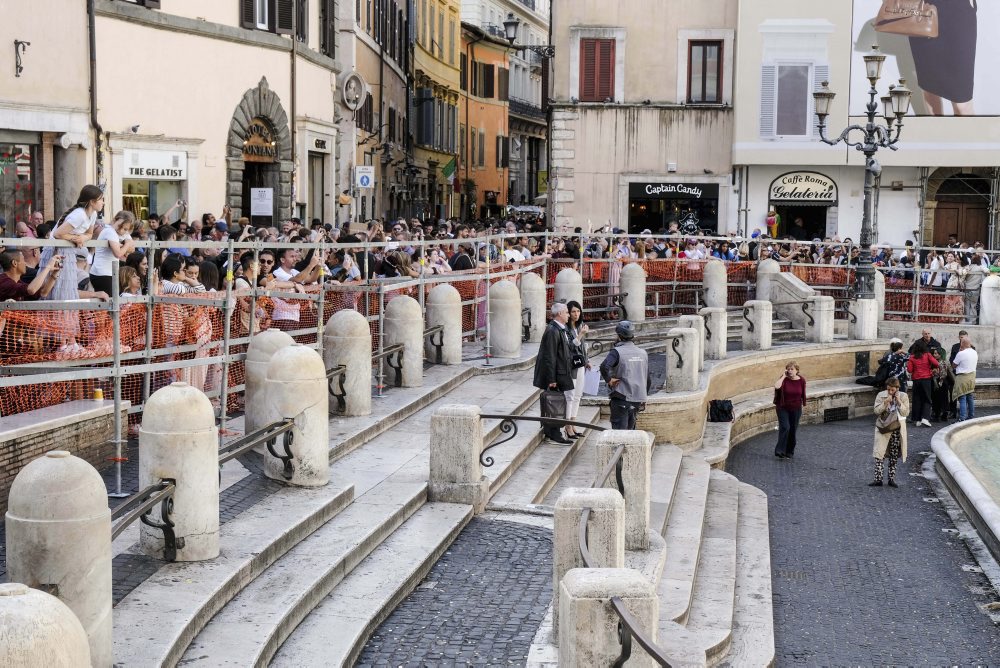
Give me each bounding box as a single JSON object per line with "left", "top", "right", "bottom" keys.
{"left": 957, "top": 393, "right": 975, "bottom": 421}
{"left": 775, "top": 408, "right": 802, "bottom": 457}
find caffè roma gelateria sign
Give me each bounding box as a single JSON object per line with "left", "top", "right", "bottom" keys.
{"left": 769, "top": 171, "right": 837, "bottom": 204}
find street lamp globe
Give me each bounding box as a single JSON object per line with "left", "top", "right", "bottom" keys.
{"left": 812, "top": 81, "right": 835, "bottom": 119}
{"left": 881, "top": 93, "right": 895, "bottom": 122}
{"left": 503, "top": 13, "right": 520, "bottom": 44}
{"left": 863, "top": 45, "right": 886, "bottom": 85}
{"left": 890, "top": 79, "right": 913, "bottom": 117}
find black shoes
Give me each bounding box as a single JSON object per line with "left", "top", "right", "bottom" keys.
{"left": 888, "top": 480, "right": 898, "bottom": 488}
{"left": 549, "top": 435, "right": 573, "bottom": 445}
{"left": 869, "top": 480, "right": 883, "bottom": 487}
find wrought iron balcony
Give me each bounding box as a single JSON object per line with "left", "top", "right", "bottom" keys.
{"left": 509, "top": 97, "right": 546, "bottom": 121}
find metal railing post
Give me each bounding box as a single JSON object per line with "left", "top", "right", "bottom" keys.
{"left": 110, "top": 259, "right": 126, "bottom": 498}
{"left": 376, "top": 283, "right": 387, "bottom": 397}
{"left": 218, "top": 239, "right": 235, "bottom": 436}
{"left": 483, "top": 233, "right": 493, "bottom": 367}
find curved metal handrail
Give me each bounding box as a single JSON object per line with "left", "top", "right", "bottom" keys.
{"left": 111, "top": 479, "right": 179, "bottom": 561}
{"left": 327, "top": 365, "right": 348, "bottom": 412}
{"left": 742, "top": 306, "right": 754, "bottom": 332}
{"left": 478, "top": 414, "right": 607, "bottom": 467}
{"left": 521, "top": 308, "right": 533, "bottom": 342}
{"left": 424, "top": 325, "right": 445, "bottom": 364}
{"left": 611, "top": 597, "right": 674, "bottom": 667}
{"left": 218, "top": 419, "right": 296, "bottom": 480}
{"left": 801, "top": 302, "right": 815, "bottom": 328}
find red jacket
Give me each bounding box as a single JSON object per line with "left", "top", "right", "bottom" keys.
{"left": 907, "top": 353, "right": 939, "bottom": 381}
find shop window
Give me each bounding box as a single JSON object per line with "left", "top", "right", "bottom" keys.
{"left": 687, "top": 40, "right": 722, "bottom": 104}
{"left": 579, "top": 38, "right": 615, "bottom": 102}
{"left": 0, "top": 143, "right": 41, "bottom": 225}
{"left": 760, "top": 63, "right": 828, "bottom": 139}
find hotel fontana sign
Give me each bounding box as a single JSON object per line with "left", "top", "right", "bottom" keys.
{"left": 769, "top": 171, "right": 838, "bottom": 205}
{"left": 242, "top": 117, "right": 278, "bottom": 163}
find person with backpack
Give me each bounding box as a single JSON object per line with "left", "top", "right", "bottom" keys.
{"left": 870, "top": 377, "right": 909, "bottom": 488}
{"left": 877, "top": 340, "right": 909, "bottom": 391}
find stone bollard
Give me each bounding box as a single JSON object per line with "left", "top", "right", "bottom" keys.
{"left": 428, "top": 405, "right": 489, "bottom": 513}
{"left": 742, "top": 300, "right": 773, "bottom": 350}
{"left": 595, "top": 430, "right": 653, "bottom": 550}
{"left": 807, "top": 295, "right": 835, "bottom": 344}
{"left": 875, "top": 270, "right": 886, "bottom": 321}
{"left": 699, "top": 307, "right": 728, "bottom": 360}
{"left": 980, "top": 275, "right": 1000, "bottom": 326}
{"left": 703, "top": 258, "right": 728, "bottom": 309}
{"left": 552, "top": 488, "right": 624, "bottom": 632}
{"left": 519, "top": 271, "right": 546, "bottom": 343}
{"left": 244, "top": 329, "right": 295, "bottom": 434}
{"left": 677, "top": 314, "right": 705, "bottom": 371}
{"left": 559, "top": 568, "right": 660, "bottom": 668}
{"left": 0, "top": 583, "right": 92, "bottom": 667}
{"left": 849, "top": 298, "right": 879, "bottom": 341}
{"left": 488, "top": 280, "right": 523, "bottom": 359}
{"left": 666, "top": 327, "right": 699, "bottom": 393}
{"left": 264, "top": 344, "right": 330, "bottom": 487}
{"left": 619, "top": 262, "right": 646, "bottom": 322}
{"left": 324, "top": 309, "right": 373, "bottom": 416}
{"left": 554, "top": 267, "right": 584, "bottom": 307}
{"left": 755, "top": 258, "right": 781, "bottom": 302}
{"left": 425, "top": 283, "right": 463, "bottom": 364}
{"left": 6, "top": 451, "right": 111, "bottom": 667}
{"left": 140, "top": 382, "right": 220, "bottom": 561}
{"left": 384, "top": 295, "right": 424, "bottom": 387}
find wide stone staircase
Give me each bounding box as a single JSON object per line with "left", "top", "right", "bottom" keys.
{"left": 727, "top": 311, "right": 803, "bottom": 344}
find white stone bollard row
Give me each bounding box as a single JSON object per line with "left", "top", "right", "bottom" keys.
{"left": 559, "top": 568, "right": 660, "bottom": 668}
{"left": 807, "top": 295, "right": 835, "bottom": 344}
{"left": 703, "top": 258, "right": 728, "bottom": 309}
{"left": 677, "top": 314, "right": 705, "bottom": 371}
{"left": 0, "top": 583, "right": 92, "bottom": 667}
{"left": 755, "top": 258, "right": 781, "bottom": 302}
{"left": 5, "top": 451, "right": 111, "bottom": 667}
{"left": 665, "top": 327, "right": 699, "bottom": 393}
{"left": 263, "top": 344, "right": 330, "bottom": 487}
{"left": 619, "top": 263, "right": 646, "bottom": 323}
{"left": 384, "top": 295, "right": 424, "bottom": 388}
{"left": 488, "top": 280, "right": 523, "bottom": 359}
{"left": 324, "top": 309, "right": 373, "bottom": 416}
{"left": 519, "top": 271, "right": 547, "bottom": 343}
{"left": 425, "top": 283, "right": 463, "bottom": 364}
{"left": 554, "top": 267, "right": 584, "bottom": 307}
{"left": 428, "top": 405, "right": 489, "bottom": 513}
{"left": 849, "top": 298, "right": 879, "bottom": 341}
{"left": 244, "top": 329, "right": 295, "bottom": 435}
{"left": 742, "top": 300, "right": 773, "bottom": 351}
{"left": 552, "top": 487, "right": 625, "bottom": 633}
{"left": 595, "top": 430, "right": 653, "bottom": 551}
{"left": 699, "top": 307, "right": 728, "bottom": 360}
{"left": 139, "top": 382, "right": 220, "bottom": 562}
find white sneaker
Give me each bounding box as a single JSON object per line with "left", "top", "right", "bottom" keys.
{"left": 920, "top": 419, "right": 932, "bottom": 427}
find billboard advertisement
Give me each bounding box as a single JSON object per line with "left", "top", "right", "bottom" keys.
{"left": 851, "top": 0, "right": 1000, "bottom": 116}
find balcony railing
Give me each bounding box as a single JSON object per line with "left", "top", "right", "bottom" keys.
{"left": 509, "top": 97, "right": 546, "bottom": 121}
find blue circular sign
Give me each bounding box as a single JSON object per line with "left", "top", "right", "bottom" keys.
{"left": 359, "top": 175, "right": 371, "bottom": 188}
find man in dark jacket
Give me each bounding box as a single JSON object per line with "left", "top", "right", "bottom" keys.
{"left": 533, "top": 302, "right": 574, "bottom": 444}
{"left": 909, "top": 329, "right": 943, "bottom": 357}
{"left": 600, "top": 320, "right": 650, "bottom": 430}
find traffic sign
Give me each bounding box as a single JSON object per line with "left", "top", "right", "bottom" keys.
{"left": 355, "top": 166, "right": 375, "bottom": 189}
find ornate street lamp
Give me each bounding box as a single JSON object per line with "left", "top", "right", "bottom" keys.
{"left": 502, "top": 13, "right": 555, "bottom": 58}
{"left": 813, "top": 45, "right": 911, "bottom": 300}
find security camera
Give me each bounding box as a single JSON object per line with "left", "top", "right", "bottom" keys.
{"left": 129, "top": 125, "right": 140, "bottom": 134}
{"left": 866, "top": 157, "right": 881, "bottom": 178}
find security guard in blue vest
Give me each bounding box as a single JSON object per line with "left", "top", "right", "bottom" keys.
{"left": 599, "top": 321, "right": 651, "bottom": 430}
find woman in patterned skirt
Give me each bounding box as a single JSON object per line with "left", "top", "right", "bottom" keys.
{"left": 871, "top": 378, "right": 910, "bottom": 488}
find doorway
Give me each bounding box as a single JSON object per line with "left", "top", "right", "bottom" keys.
{"left": 773, "top": 205, "right": 827, "bottom": 240}
{"left": 933, "top": 173, "right": 990, "bottom": 246}
{"left": 241, "top": 162, "right": 279, "bottom": 227}
{"left": 308, "top": 152, "right": 325, "bottom": 224}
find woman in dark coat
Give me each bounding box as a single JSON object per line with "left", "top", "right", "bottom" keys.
{"left": 909, "top": 0, "right": 978, "bottom": 115}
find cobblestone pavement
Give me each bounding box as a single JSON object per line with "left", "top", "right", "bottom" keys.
{"left": 356, "top": 518, "right": 552, "bottom": 667}
{"left": 726, "top": 410, "right": 1000, "bottom": 666}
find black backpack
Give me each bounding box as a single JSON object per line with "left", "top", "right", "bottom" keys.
{"left": 708, "top": 399, "right": 734, "bottom": 423}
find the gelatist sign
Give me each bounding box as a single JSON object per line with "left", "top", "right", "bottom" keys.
{"left": 769, "top": 171, "right": 837, "bottom": 204}
{"left": 242, "top": 117, "right": 278, "bottom": 163}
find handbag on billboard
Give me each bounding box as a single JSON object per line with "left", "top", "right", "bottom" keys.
{"left": 873, "top": 0, "right": 939, "bottom": 39}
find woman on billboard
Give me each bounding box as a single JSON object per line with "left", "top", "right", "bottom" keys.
{"left": 908, "top": 0, "right": 978, "bottom": 115}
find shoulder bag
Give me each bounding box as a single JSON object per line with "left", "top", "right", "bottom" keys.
{"left": 873, "top": 0, "right": 939, "bottom": 39}
{"left": 875, "top": 408, "right": 901, "bottom": 434}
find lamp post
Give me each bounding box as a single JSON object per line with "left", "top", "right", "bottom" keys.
{"left": 813, "top": 45, "right": 912, "bottom": 300}
{"left": 502, "top": 14, "right": 556, "bottom": 58}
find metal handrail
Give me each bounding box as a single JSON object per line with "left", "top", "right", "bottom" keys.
{"left": 424, "top": 325, "right": 445, "bottom": 364}
{"left": 111, "top": 480, "right": 180, "bottom": 561}
{"left": 372, "top": 343, "right": 405, "bottom": 388}
{"left": 583, "top": 292, "right": 629, "bottom": 321}
{"left": 521, "top": 308, "right": 532, "bottom": 342}
{"left": 327, "top": 365, "right": 348, "bottom": 412}
{"left": 477, "top": 414, "right": 607, "bottom": 467}
{"left": 218, "top": 419, "right": 296, "bottom": 480}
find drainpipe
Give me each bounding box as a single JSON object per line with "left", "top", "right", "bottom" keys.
{"left": 378, "top": 10, "right": 386, "bottom": 220}
{"left": 291, "top": 0, "right": 298, "bottom": 219}
{"left": 87, "top": 0, "right": 105, "bottom": 188}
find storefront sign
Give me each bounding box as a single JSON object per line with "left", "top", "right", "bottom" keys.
{"left": 243, "top": 117, "right": 278, "bottom": 163}
{"left": 250, "top": 188, "right": 274, "bottom": 216}
{"left": 123, "top": 149, "right": 187, "bottom": 181}
{"left": 769, "top": 171, "right": 837, "bottom": 204}
{"left": 628, "top": 182, "right": 719, "bottom": 200}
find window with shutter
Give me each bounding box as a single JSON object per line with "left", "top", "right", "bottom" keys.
{"left": 596, "top": 39, "right": 615, "bottom": 101}
{"left": 579, "top": 39, "right": 597, "bottom": 101}
{"left": 471, "top": 62, "right": 480, "bottom": 97}
{"left": 759, "top": 65, "right": 777, "bottom": 139}
{"left": 460, "top": 54, "right": 467, "bottom": 91}
{"left": 496, "top": 135, "right": 502, "bottom": 168}
{"left": 321, "top": 0, "right": 336, "bottom": 56}
{"left": 776, "top": 64, "right": 810, "bottom": 136}
{"left": 502, "top": 136, "right": 509, "bottom": 168}
{"left": 470, "top": 127, "right": 476, "bottom": 169}
{"left": 241, "top": 0, "right": 257, "bottom": 29}
{"left": 478, "top": 129, "right": 485, "bottom": 168}
{"left": 687, "top": 40, "right": 722, "bottom": 104}
{"left": 483, "top": 64, "right": 495, "bottom": 99}
{"left": 296, "top": 0, "right": 308, "bottom": 42}
{"left": 275, "top": 0, "right": 294, "bottom": 35}
{"left": 460, "top": 124, "right": 467, "bottom": 166}
{"left": 138, "top": 0, "right": 161, "bottom": 9}
{"left": 579, "top": 38, "right": 615, "bottom": 102}
{"left": 498, "top": 68, "right": 509, "bottom": 102}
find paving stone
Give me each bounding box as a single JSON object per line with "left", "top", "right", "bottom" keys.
{"left": 726, "top": 410, "right": 1000, "bottom": 665}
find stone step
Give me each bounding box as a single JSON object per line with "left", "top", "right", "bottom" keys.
{"left": 657, "top": 455, "right": 712, "bottom": 624}
{"left": 648, "top": 445, "right": 686, "bottom": 536}
{"left": 487, "top": 405, "right": 602, "bottom": 508}
{"left": 727, "top": 328, "right": 805, "bottom": 342}
{"left": 270, "top": 502, "right": 473, "bottom": 668}
{"left": 539, "top": 419, "right": 612, "bottom": 506}
{"left": 658, "top": 469, "right": 740, "bottom": 665}
{"left": 719, "top": 483, "right": 775, "bottom": 668}
{"left": 178, "top": 478, "right": 428, "bottom": 667}
{"left": 112, "top": 482, "right": 355, "bottom": 668}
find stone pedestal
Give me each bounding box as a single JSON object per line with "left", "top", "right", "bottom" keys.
{"left": 554, "top": 267, "right": 584, "bottom": 307}
{"left": 742, "top": 300, "right": 772, "bottom": 351}
{"left": 384, "top": 295, "right": 424, "bottom": 387}
{"left": 850, "top": 298, "right": 879, "bottom": 341}
{"left": 619, "top": 263, "right": 646, "bottom": 322}
{"left": 703, "top": 258, "right": 728, "bottom": 309}
{"left": 699, "top": 307, "right": 728, "bottom": 360}
{"left": 428, "top": 405, "right": 489, "bottom": 513}
{"left": 0, "top": 583, "right": 92, "bottom": 667}
{"left": 559, "top": 568, "right": 660, "bottom": 668}
{"left": 245, "top": 329, "right": 295, "bottom": 434}
{"left": 324, "top": 309, "right": 372, "bottom": 416}
{"left": 666, "top": 327, "right": 699, "bottom": 393}
{"left": 595, "top": 430, "right": 653, "bottom": 550}
{"left": 552, "top": 488, "right": 624, "bottom": 632}
{"left": 519, "top": 272, "right": 547, "bottom": 343}
{"left": 489, "top": 280, "right": 523, "bottom": 359}
{"left": 980, "top": 275, "right": 1000, "bottom": 326}
{"left": 264, "top": 345, "right": 330, "bottom": 487}
{"left": 677, "top": 314, "right": 705, "bottom": 371}
{"left": 807, "top": 296, "right": 835, "bottom": 344}
{"left": 426, "top": 283, "right": 463, "bottom": 364}
{"left": 139, "top": 382, "right": 220, "bottom": 561}
{"left": 755, "top": 259, "right": 781, "bottom": 302}
{"left": 5, "top": 452, "right": 111, "bottom": 667}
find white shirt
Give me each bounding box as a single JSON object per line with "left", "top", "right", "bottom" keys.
{"left": 272, "top": 265, "right": 300, "bottom": 322}
{"left": 953, "top": 348, "right": 978, "bottom": 374}
{"left": 503, "top": 249, "right": 522, "bottom": 263}
{"left": 63, "top": 208, "right": 97, "bottom": 235}
{"left": 90, "top": 227, "right": 127, "bottom": 277}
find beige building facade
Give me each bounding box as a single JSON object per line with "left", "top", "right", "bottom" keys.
{"left": 549, "top": 0, "right": 737, "bottom": 233}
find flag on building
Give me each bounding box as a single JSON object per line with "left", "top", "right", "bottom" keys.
{"left": 442, "top": 156, "right": 457, "bottom": 189}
